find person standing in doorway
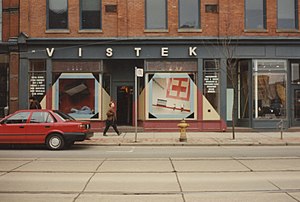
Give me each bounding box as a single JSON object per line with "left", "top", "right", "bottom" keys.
{"left": 103, "top": 101, "right": 121, "bottom": 136}
{"left": 29, "top": 96, "right": 42, "bottom": 109}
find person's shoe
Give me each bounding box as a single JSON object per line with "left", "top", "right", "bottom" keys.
{"left": 103, "top": 134, "right": 107, "bottom": 136}
{"left": 117, "top": 132, "right": 122, "bottom": 136}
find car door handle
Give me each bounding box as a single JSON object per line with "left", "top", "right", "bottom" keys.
{"left": 19, "top": 126, "right": 25, "bottom": 128}
{"left": 45, "top": 126, "right": 50, "bottom": 128}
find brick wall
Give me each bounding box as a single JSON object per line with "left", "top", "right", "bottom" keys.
{"left": 2, "top": 0, "right": 19, "bottom": 41}
{"left": 19, "top": 0, "right": 300, "bottom": 39}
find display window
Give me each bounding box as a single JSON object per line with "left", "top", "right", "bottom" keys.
{"left": 146, "top": 73, "right": 196, "bottom": 119}
{"left": 52, "top": 73, "right": 100, "bottom": 119}
{"left": 253, "top": 60, "right": 287, "bottom": 119}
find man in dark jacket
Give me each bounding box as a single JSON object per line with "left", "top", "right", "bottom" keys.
{"left": 103, "top": 101, "right": 121, "bottom": 136}
{"left": 29, "top": 96, "right": 42, "bottom": 109}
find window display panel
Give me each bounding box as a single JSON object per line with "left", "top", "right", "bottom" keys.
{"left": 53, "top": 73, "right": 100, "bottom": 119}
{"left": 147, "top": 73, "right": 196, "bottom": 119}
{"left": 203, "top": 60, "right": 220, "bottom": 120}
{"left": 29, "top": 60, "right": 47, "bottom": 108}
{"left": 253, "top": 60, "right": 287, "bottom": 119}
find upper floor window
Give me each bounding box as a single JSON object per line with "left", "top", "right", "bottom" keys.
{"left": 245, "top": 0, "right": 266, "bottom": 30}
{"left": 277, "top": 0, "right": 298, "bottom": 30}
{"left": 179, "top": 0, "right": 200, "bottom": 29}
{"left": 145, "top": 0, "right": 167, "bottom": 30}
{"left": 80, "top": 0, "right": 102, "bottom": 30}
{"left": 47, "top": 0, "right": 68, "bottom": 30}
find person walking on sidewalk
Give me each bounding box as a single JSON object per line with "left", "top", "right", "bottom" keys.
{"left": 103, "top": 101, "right": 121, "bottom": 136}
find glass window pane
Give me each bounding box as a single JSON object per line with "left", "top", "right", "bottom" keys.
{"left": 253, "top": 60, "right": 287, "bottom": 119}
{"left": 245, "top": 0, "right": 265, "bottom": 29}
{"left": 57, "top": 76, "right": 98, "bottom": 119}
{"left": 146, "top": 0, "right": 167, "bottom": 29}
{"left": 48, "top": 0, "right": 68, "bottom": 29}
{"left": 147, "top": 73, "right": 196, "bottom": 119}
{"left": 6, "top": 112, "right": 30, "bottom": 124}
{"left": 81, "top": 0, "right": 101, "bottom": 29}
{"left": 255, "top": 60, "right": 286, "bottom": 71}
{"left": 30, "top": 112, "right": 53, "bottom": 123}
{"left": 292, "top": 63, "right": 300, "bottom": 84}
{"left": 179, "top": 0, "right": 200, "bottom": 29}
{"left": 30, "top": 60, "right": 46, "bottom": 72}
{"left": 278, "top": 0, "right": 297, "bottom": 29}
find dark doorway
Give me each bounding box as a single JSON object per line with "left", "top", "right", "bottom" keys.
{"left": 116, "top": 85, "right": 133, "bottom": 125}
{"left": 0, "top": 65, "right": 8, "bottom": 117}
{"left": 291, "top": 62, "right": 300, "bottom": 127}
{"left": 292, "top": 89, "right": 300, "bottom": 126}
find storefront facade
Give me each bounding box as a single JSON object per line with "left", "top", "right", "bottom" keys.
{"left": 18, "top": 36, "right": 300, "bottom": 131}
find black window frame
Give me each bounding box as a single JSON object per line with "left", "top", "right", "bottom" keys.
{"left": 79, "top": 0, "right": 102, "bottom": 30}
{"left": 178, "top": 0, "right": 201, "bottom": 30}
{"left": 244, "top": 0, "right": 267, "bottom": 30}
{"left": 46, "top": 0, "right": 69, "bottom": 30}
{"left": 145, "top": 0, "right": 168, "bottom": 30}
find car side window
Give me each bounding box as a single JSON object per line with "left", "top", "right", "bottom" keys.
{"left": 4, "top": 112, "right": 31, "bottom": 124}
{"left": 30, "top": 112, "right": 55, "bottom": 123}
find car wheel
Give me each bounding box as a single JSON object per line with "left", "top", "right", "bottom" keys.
{"left": 46, "top": 133, "right": 65, "bottom": 150}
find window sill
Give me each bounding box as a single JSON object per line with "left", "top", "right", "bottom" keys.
{"left": 244, "top": 29, "right": 268, "bottom": 33}
{"left": 144, "top": 29, "right": 169, "bottom": 33}
{"left": 78, "top": 29, "right": 103, "bottom": 33}
{"left": 45, "top": 29, "right": 70, "bottom": 34}
{"left": 178, "top": 29, "right": 202, "bottom": 33}
{"left": 276, "top": 29, "right": 300, "bottom": 33}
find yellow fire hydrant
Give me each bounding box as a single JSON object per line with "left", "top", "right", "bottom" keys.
{"left": 177, "top": 119, "right": 189, "bottom": 142}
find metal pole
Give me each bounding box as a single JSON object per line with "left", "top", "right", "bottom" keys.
{"left": 134, "top": 67, "right": 138, "bottom": 142}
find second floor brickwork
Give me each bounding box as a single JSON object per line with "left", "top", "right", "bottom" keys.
{"left": 19, "top": 0, "right": 300, "bottom": 39}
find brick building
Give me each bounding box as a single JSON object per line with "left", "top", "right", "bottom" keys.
{"left": 0, "top": 0, "right": 19, "bottom": 117}
{"left": 7, "top": 0, "right": 300, "bottom": 131}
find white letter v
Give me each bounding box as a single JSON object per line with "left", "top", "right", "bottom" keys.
{"left": 46, "top": 48, "right": 55, "bottom": 57}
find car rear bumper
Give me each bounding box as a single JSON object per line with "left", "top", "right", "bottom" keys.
{"left": 64, "top": 132, "right": 94, "bottom": 142}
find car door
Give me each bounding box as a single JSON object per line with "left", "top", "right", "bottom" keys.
{"left": 26, "top": 111, "right": 55, "bottom": 143}
{"left": 0, "top": 111, "right": 31, "bottom": 143}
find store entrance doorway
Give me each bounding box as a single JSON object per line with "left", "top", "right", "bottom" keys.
{"left": 116, "top": 85, "right": 133, "bottom": 125}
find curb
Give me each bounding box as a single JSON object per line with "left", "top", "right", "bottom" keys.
{"left": 77, "top": 142, "right": 300, "bottom": 146}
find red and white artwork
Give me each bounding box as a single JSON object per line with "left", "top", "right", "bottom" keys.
{"left": 166, "top": 78, "right": 190, "bottom": 101}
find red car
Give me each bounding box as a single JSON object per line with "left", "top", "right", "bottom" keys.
{"left": 0, "top": 109, "right": 93, "bottom": 150}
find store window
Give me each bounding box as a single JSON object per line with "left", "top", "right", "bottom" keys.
{"left": 179, "top": 0, "right": 200, "bottom": 29}
{"left": 145, "top": 0, "right": 167, "bottom": 30}
{"left": 80, "top": 0, "right": 101, "bottom": 30}
{"left": 146, "top": 60, "right": 197, "bottom": 119}
{"left": 203, "top": 60, "right": 220, "bottom": 120}
{"left": 29, "top": 60, "right": 47, "bottom": 108}
{"left": 277, "top": 0, "right": 298, "bottom": 30}
{"left": 47, "top": 0, "right": 68, "bottom": 29}
{"left": 52, "top": 61, "right": 102, "bottom": 120}
{"left": 245, "top": 0, "right": 266, "bottom": 30}
{"left": 253, "top": 60, "right": 287, "bottom": 119}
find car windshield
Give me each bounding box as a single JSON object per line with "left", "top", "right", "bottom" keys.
{"left": 53, "top": 110, "right": 75, "bottom": 121}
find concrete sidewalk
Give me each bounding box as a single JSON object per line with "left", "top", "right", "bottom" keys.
{"left": 79, "top": 131, "right": 300, "bottom": 146}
